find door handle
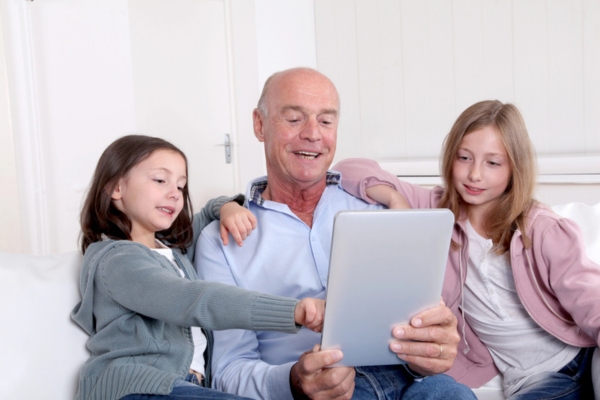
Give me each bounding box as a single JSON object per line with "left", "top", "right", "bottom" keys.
{"left": 216, "top": 134, "right": 232, "bottom": 164}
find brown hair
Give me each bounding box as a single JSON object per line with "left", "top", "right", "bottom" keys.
{"left": 439, "top": 100, "right": 537, "bottom": 253}
{"left": 80, "top": 135, "right": 193, "bottom": 254}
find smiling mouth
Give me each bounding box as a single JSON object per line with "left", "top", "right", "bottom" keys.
{"left": 294, "top": 151, "right": 319, "bottom": 160}
{"left": 464, "top": 185, "right": 484, "bottom": 194}
{"left": 157, "top": 207, "right": 175, "bottom": 214}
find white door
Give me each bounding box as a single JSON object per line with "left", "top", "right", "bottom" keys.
{"left": 128, "top": 0, "right": 238, "bottom": 210}
{"left": 4, "top": 0, "right": 253, "bottom": 253}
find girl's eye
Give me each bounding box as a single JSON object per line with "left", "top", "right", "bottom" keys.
{"left": 154, "top": 179, "right": 165, "bottom": 184}
{"left": 177, "top": 186, "right": 184, "bottom": 191}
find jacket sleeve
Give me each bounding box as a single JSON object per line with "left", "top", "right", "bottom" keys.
{"left": 97, "top": 243, "right": 299, "bottom": 333}
{"left": 538, "top": 217, "right": 600, "bottom": 345}
{"left": 332, "top": 158, "right": 439, "bottom": 209}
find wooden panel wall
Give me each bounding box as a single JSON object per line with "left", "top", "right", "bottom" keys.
{"left": 315, "top": 0, "right": 600, "bottom": 174}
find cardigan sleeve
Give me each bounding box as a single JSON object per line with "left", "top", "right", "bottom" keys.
{"left": 186, "top": 194, "right": 246, "bottom": 262}
{"left": 97, "top": 242, "right": 299, "bottom": 333}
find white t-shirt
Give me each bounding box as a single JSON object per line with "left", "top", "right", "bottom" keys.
{"left": 462, "top": 221, "right": 579, "bottom": 396}
{"left": 152, "top": 240, "right": 207, "bottom": 376}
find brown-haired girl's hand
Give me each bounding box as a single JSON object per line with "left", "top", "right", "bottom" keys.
{"left": 294, "top": 298, "right": 326, "bottom": 333}
{"left": 219, "top": 202, "right": 257, "bottom": 246}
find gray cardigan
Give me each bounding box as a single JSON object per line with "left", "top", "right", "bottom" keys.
{"left": 71, "top": 196, "right": 300, "bottom": 400}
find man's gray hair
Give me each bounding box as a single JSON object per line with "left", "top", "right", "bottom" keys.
{"left": 256, "top": 72, "right": 280, "bottom": 117}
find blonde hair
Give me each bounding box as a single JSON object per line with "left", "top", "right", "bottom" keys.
{"left": 439, "top": 100, "right": 537, "bottom": 253}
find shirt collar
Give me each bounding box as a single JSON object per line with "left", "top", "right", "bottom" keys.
{"left": 248, "top": 171, "right": 342, "bottom": 206}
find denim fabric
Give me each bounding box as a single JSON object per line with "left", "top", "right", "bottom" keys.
{"left": 185, "top": 372, "right": 203, "bottom": 387}
{"left": 353, "top": 365, "right": 477, "bottom": 400}
{"left": 121, "top": 378, "right": 253, "bottom": 400}
{"left": 510, "top": 347, "right": 595, "bottom": 400}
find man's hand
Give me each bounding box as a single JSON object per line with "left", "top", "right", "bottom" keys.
{"left": 389, "top": 300, "right": 459, "bottom": 376}
{"left": 290, "top": 345, "right": 355, "bottom": 399}
{"left": 294, "top": 299, "right": 326, "bottom": 332}
{"left": 219, "top": 202, "right": 257, "bottom": 246}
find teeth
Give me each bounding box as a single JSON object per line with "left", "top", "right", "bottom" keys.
{"left": 158, "top": 207, "right": 173, "bottom": 214}
{"left": 296, "top": 151, "right": 318, "bottom": 159}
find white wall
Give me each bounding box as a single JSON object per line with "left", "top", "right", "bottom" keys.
{"left": 254, "top": 0, "right": 317, "bottom": 86}
{"left": 315, "top": 0, "right": 600, "bottom": 206}
{"left": 0, "top": 0, "right": 319, "bottom": 254}
{"left": 0, "top": 9, "right": 23, "bottom": 253}
{"left": 1, "top": 0, "right": 138, "bottom": 254}
{"left": 316, "top": 0, "right": 600, "bottom": 166}
{"left": 1, "top": 0, "right": 598, "bottom": 254}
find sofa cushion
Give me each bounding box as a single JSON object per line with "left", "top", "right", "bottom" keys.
{"left": 552, "top": 202, "right": 600, "bottom": 263}
{"left": 0, "top": 251, "right": 88, "bottom": 399}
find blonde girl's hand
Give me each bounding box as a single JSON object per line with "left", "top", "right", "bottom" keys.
{"left": 295, "top": 298, "right": 326, "bottom": 333}
{"left": 219, "top": 202, "right": 257, "bottom": 246}
{"left": 365, "top": 185, "right": 410, "bottom": 210}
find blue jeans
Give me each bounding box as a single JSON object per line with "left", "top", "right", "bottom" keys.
{"left": 121, "top": 375, "right": 252, "bottom": 400}
{"left": 510, "top": 347, "right": 595, "bottom": 400}
{"left": 353, "top": 365, "right": 476, "bottom": 399}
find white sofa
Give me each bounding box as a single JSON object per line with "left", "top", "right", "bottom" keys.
{"left": 1, "top": 202, "right": 598, "bottom": 399}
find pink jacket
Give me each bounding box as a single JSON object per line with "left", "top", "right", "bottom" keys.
{"left": 334, "top": 158, "right": 600, "bottom": 387}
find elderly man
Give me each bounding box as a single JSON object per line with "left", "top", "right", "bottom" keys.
{"left": 194, "top": 68, "right": 475, "bottom": 399}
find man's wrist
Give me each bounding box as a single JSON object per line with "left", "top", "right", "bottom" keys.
{"left": 289, "top": 365, "right": 309, "bottom": 399}
{"left": 403, "top": 364, "right": 427, "bottom": 380}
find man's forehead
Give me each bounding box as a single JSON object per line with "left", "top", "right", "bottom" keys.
{"left": 272, "top": 85, "right": 339, "bottom": 112}
{"left": 279, "top": 104, "right": 339, "bottom": 116}
{"left": 271, "top": 69, "right": 337, "bottom": 95}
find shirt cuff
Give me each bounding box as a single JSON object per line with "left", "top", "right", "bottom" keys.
{"left": 267, "top": 362, "right": 295, "bottom": 400}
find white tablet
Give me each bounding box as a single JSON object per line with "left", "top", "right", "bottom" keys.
{"left": 320, "top": 209, "right": 454, "bottom": 367}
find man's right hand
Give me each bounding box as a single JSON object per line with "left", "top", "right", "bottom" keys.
{"left": 289, "top": 345, "right": 355, "bottom": 399}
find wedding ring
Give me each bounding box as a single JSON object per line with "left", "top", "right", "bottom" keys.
{"left": 438, "top": 344, "right": 443, "bottom": 358}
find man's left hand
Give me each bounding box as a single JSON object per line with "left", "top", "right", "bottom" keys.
{"left": 389, "top": 300, "right": 459, "bottom": 376}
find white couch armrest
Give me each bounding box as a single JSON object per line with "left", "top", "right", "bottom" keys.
{"left": 0, "top": 251, "right": 88, "bottom": 399}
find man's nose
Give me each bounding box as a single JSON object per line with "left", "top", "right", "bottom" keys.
{"left": 299, "top": 117, "right": 321, "bottom": 141}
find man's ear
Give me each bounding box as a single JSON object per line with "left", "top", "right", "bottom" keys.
{"left": 253, "top": 109, "right": 265, "bottom": 143}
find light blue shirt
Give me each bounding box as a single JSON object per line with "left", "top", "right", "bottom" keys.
{"left": 195, "top": 172, "right": 382, "bottom": 400}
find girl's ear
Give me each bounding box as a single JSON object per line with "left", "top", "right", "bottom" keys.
{"left": 111, "top": 182, "right": 123, "bottom": 201}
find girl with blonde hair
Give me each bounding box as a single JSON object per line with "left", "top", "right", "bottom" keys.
{"left": 334, "top": 100, "right": 599, "bottom": 399}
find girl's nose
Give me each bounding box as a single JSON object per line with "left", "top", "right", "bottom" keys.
{"left": 168, "top": 186, "right": 181, "bottom": 200}
{"left": 468, "top": 164, "right": 482, "bottom": 181}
